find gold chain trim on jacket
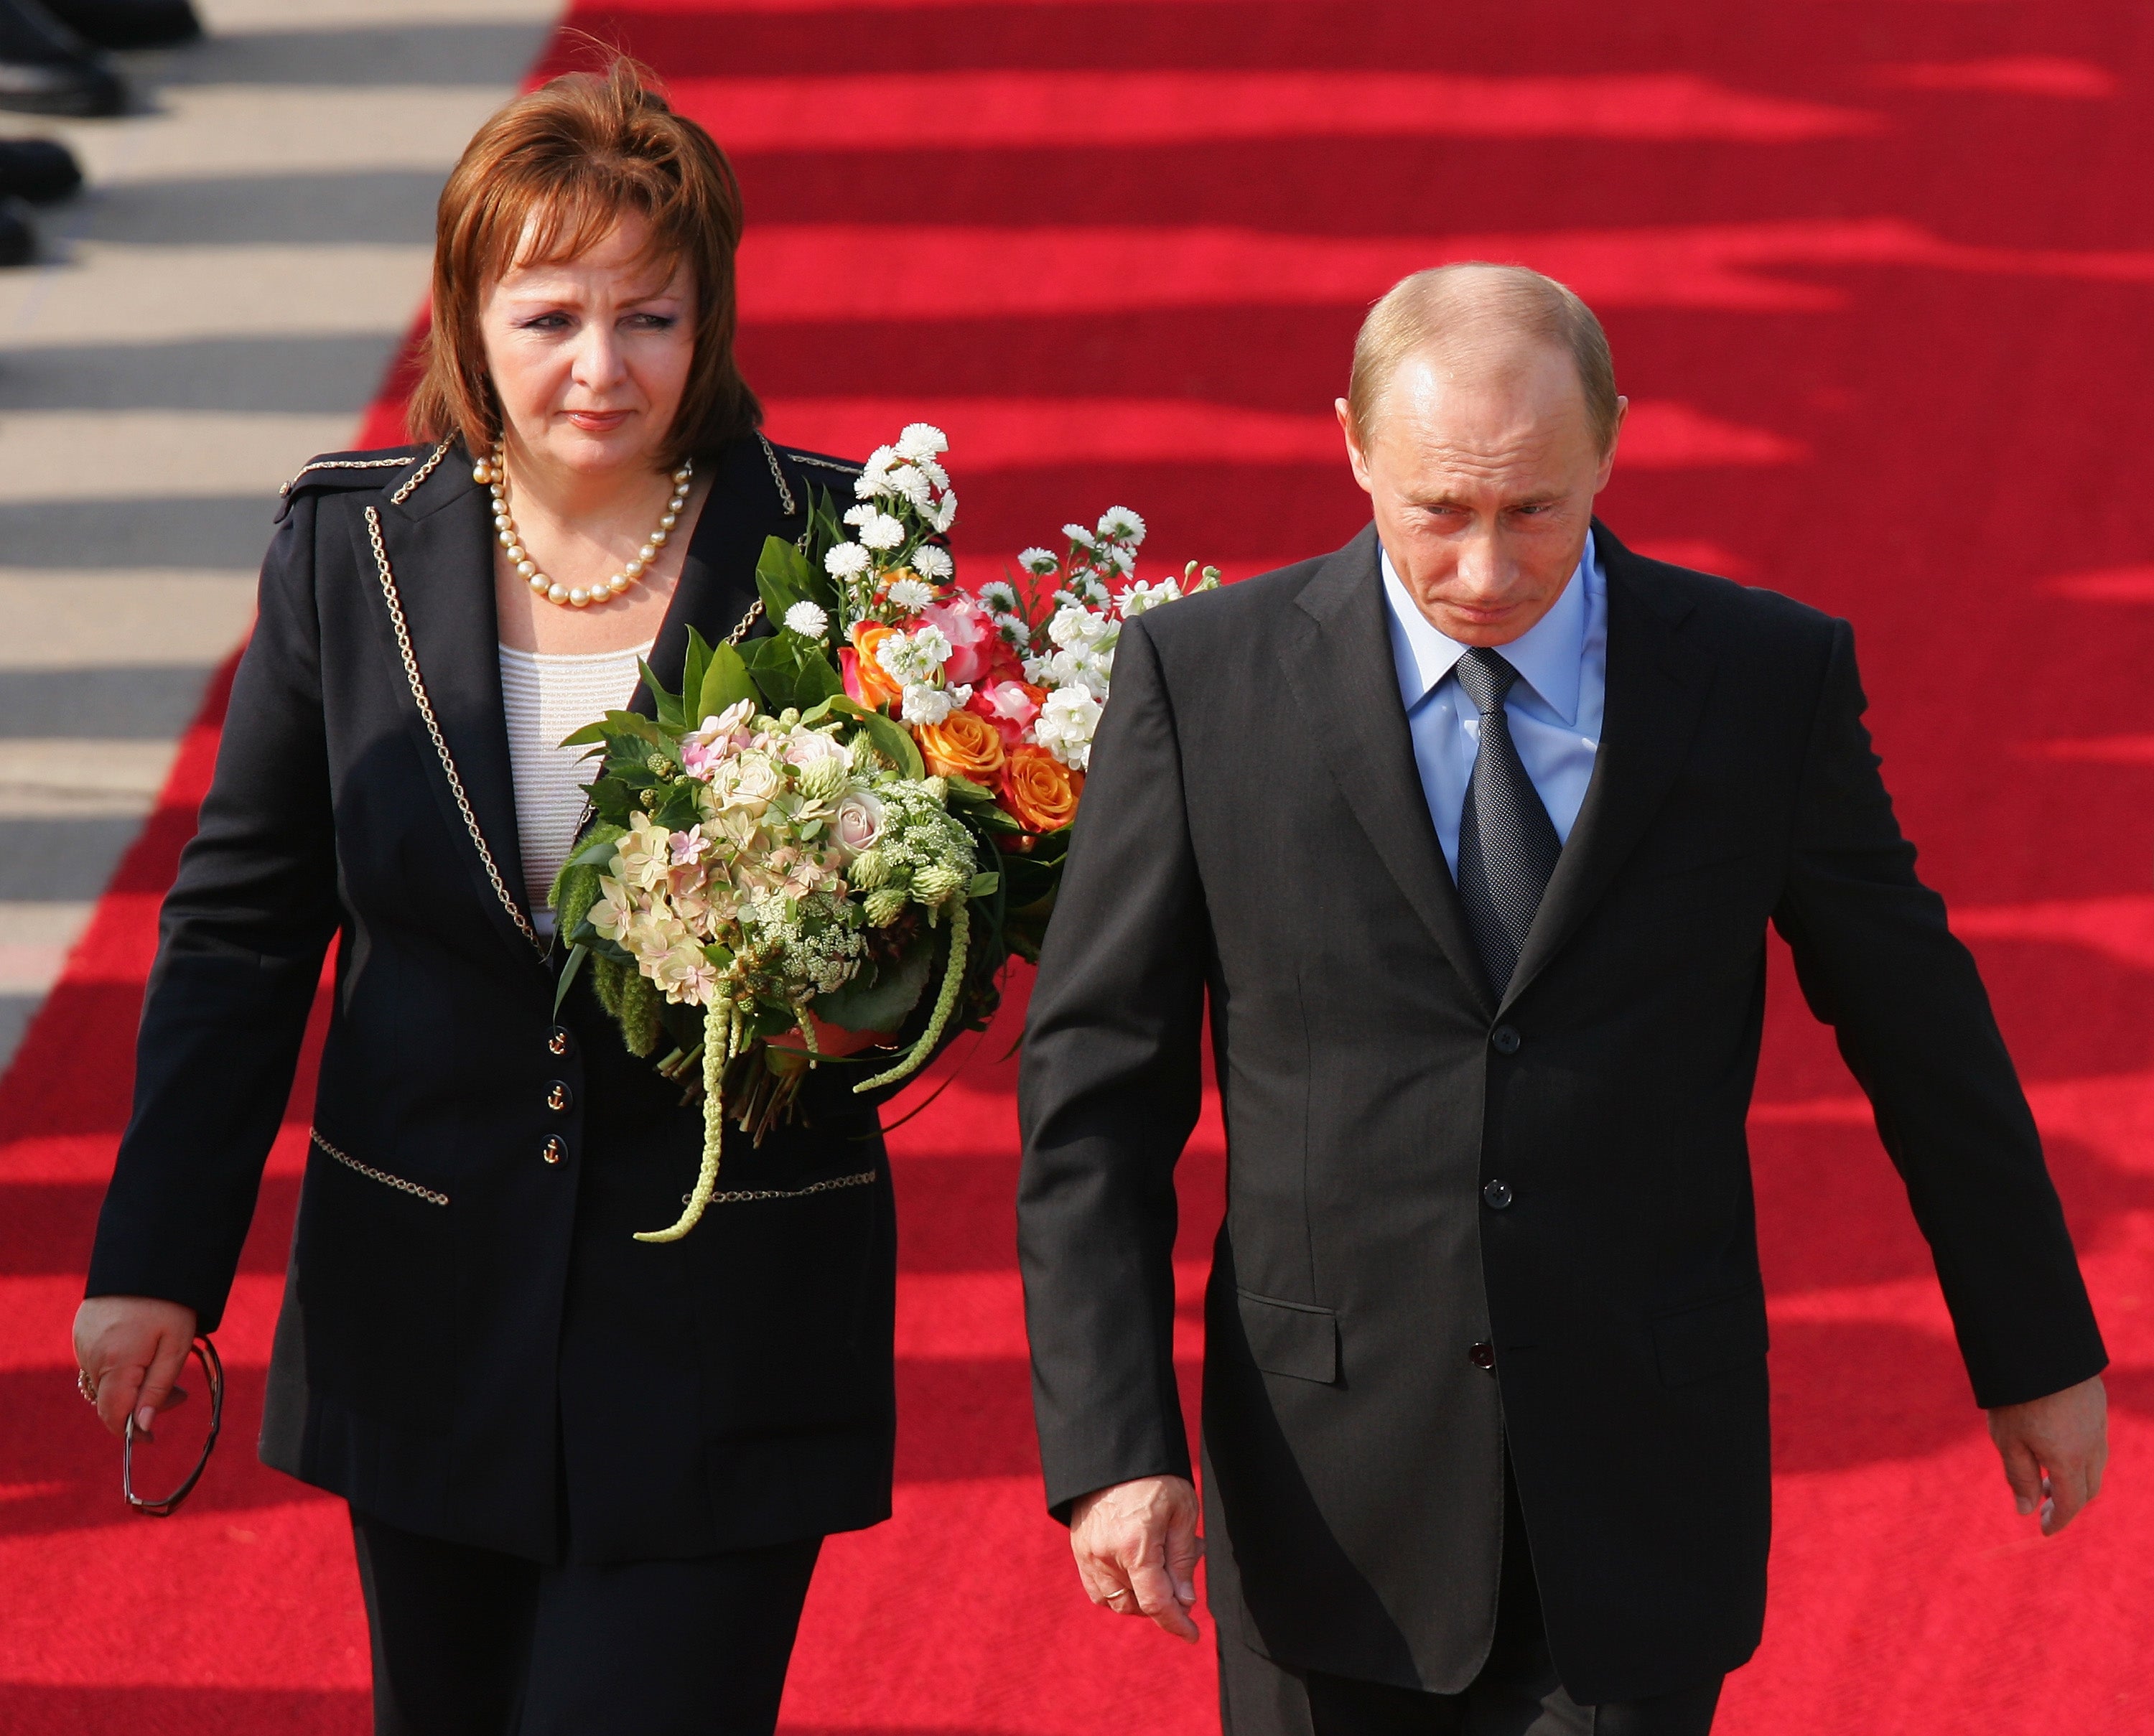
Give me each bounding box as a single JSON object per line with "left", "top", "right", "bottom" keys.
{"left": 389, "top": 436, "right": 457, "bottom": 505}
{"left": 363, "top": 505, "right": 547, "bottom": 956}
{"left": 312, "top": 1129, "right": 449, "bottom": 1206}
{"left": 279, "top": 454, "right": 411, "bottom": 496}
{"left": 785, "top": 450, "right": 862, "bottom": 477}
{"left": 755, "top": 431, "right": 796, "bottom": 517}
{"left": 679, "top": 1167, "right": 878, "bottom": 1207}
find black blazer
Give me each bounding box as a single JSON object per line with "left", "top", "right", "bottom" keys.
{"left": 87, "top": 432, "right": 900, "bottom": 1564}
{"left": 1016, "top": 523, "right": 2105, "bottom": 1703}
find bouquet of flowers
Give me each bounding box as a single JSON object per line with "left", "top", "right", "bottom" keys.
{"left": 550, "top": 424, "right": 1216, "bottom": 1240}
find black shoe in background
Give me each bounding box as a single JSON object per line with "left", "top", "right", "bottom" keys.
{"left": 0, "top": 192, "right": 36, "bottom": 264}
{"left": 37, "top": 0, "right": 197, "bottom": 50}
{"left": 0, "top": 0, "right": 125, "bottom": 117}
{"left": 0, "top": 135, "right": 80, "bottom": 200}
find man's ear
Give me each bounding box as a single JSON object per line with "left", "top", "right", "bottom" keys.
{"left": 1590, "top": 396, "right": 1628, "bottom": 495}
{"left": 1336, "top": 399, "right": 1376, "bottom": 497}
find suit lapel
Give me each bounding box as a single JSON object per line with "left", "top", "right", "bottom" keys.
{"left": 1282, "top": 526, "right": 1496, "bottom": 1019}
{"left": 366, "top": 459, "right": 544, "bottom": 973}
{"left": 634, "top": 433, "right": 791, "bottom": 714}
{"left": 1498, "top": 523, "right": 1715, "bottom": 1015}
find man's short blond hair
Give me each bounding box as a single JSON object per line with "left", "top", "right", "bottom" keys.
{"left": 1346, "top": 263, "right": 1620, "bottom": 454}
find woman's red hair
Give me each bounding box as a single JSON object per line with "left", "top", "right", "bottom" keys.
{"left": 407, "top": 56, "right": 759, "bottom": 467}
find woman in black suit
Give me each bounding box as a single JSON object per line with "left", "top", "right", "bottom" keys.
{"left": 73, "top": 61, "right": 892, "bottom": 1735}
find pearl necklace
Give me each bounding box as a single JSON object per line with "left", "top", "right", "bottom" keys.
{"left": 475, "top": 444, "right": 693, "bottom": 610}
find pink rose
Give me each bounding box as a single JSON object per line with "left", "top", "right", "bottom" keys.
{"left": 922, "top": 595, "right": 994, "bottom": 687}
{"left": 833, "top": 789, "right": 885, "bottom": 853}
{"left": 967, "top": 679, "right": 1044, "bottom": 752}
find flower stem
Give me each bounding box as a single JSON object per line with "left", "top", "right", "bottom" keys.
{"left": 855, "top": 907, "right": 968, "bottom": 1093}
{"left": 635, "top": 995, "right": 729, "bottom": 1242}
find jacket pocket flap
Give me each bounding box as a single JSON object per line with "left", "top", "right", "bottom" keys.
{"left": 1237, "top": 1289, "right": 1339, "bottom": 1385}
{"left": 1651, "top": 1284, "right": 1768, "bottom": 1388}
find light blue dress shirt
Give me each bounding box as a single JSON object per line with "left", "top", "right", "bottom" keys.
{"left": 1379, "top": 540, "right": 1607, "bottom": 878}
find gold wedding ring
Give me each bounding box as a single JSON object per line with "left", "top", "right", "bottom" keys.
{"left": 77, "top": 1368, "right": 98, "bottom": 1405}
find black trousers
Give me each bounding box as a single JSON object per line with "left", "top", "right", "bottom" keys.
{"left": 1220, "top": 1472, "right": 1722, "bottom": 1736}
{"left": 351, "top": 1508, "right": 822, "bottom": 1736}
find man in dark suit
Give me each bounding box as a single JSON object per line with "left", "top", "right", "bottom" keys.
{"left": 1016, "top": 264, "right": 2108, "bottom": 1735}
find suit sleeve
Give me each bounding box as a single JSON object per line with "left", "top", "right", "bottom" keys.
{"left": 1018, "top": 616, "right": 1208, "bottom": 1518}
{"left": 1772, "top": 619, "right": 2105, "bottom": 1408}
{"left": 85, "top": 498, "right": 343, "bottom": 1330}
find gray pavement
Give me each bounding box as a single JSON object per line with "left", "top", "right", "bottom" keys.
{"left": 0, "top": 0, "right": 559, "bottom": 1073}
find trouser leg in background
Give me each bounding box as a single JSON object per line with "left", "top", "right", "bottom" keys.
{"left": 352, "top": 1507, "right": 824, "bottom": 1736}
{"left": 1217, "top": 1466, "right": 1722, "bottom": 1736}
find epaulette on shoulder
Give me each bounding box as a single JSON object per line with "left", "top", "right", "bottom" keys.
{"left": 274, "top": 440, "right": 450, "bottom": 522}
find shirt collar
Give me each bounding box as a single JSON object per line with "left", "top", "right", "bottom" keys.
{"left": 1379, "top": 540, "right": 1595, "bottom": 727}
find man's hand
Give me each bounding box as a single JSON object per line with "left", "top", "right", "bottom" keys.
{"left": 1068, "top": 1475, "right": 1203, "bottom": 1643}
{"left": 1989, "top": 1373, "right": 2107, "bottom": 1536}
{"left": 73, "top": 1295, "right": 197, "bottom": 1439}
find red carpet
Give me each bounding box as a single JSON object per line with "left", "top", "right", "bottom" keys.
{"left": 8, "top": 4, "right": 2154, "bottom": 1730}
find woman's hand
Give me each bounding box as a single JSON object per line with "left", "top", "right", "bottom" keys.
{"left": 73, "top": 1295, "right": 197, "bottom": 1439}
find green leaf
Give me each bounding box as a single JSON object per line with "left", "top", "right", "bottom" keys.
{"left": 696, "top": 642, "right": 759, "bottom": 724}
{"left": 741, "top": 635, "right": 845, "bottom": 714}
{"left": 829, "top": 696, "right": 924, "bottom": 780}
{"left": 754, "top": 534, "right": 808, "bottom": 617}
{"left": 967, "top": 872, "right": 1001, "bottom": 899}
{"left": 816, "top": 937, "right": 935, "bottom": 1033}
{"left": 943, "top": 773, "right": 999, "bottom": 806}
{"left": 558, "top": 718, "right": 617, "bottom": 748}
{"left": 637, "top": 653, "right": 685, "bottom": 713}
{"left": 680, "top": 626, "right": 714, "bottom": 726}
{"left": 553, "top": 943, "right": 588, "bottom": 1017}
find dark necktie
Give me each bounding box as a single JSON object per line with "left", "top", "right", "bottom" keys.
{"left": 1453, "top": 647, "right": 1562, "bottom": 998}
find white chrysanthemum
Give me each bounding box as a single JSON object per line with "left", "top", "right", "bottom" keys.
{"left": 912, "top": 544, "right": 954, "bottom": 582}
{"left": 1118, "top": 577, "right": 1183, "bottom": 617}
{"left": 825, "top": 542, "right": 872, "bottom": 579}
{"left": 1035, "top": 687, "right": 1104, "bottom": 770}
{"left": 854, "top": 447, "right": 898, "bottom": 499}
{"left": 783, "top": 599, "right": 829, "bottom": 639}
{"left": 978, "top": 579, "right": 1020, "bottom": 612}
{"left": 1018, "top": 548, "right": 1059, "bottom": 577}
{"left": 1097, "top": 506, "right": 1147, "bottom": 543}
{"left": 928, "top": 491, "right": 958, "bottom": 534}
{"left": 1063, "top": 523, "right": 1096, "bottom": 550}
{"left": 916, "top": 457, "right": 951, "bottom": 492}
{"left": 886, "top": 465, "right": 936, "bottom": 512}
{"left": 886, "top": 577, "right": 934, "bottom": 612}
{"left": 900, "top": 683, "right": 954, "bottom": 726}
{"left": 897, "top": 423, "right": 949, "bottom": 461}
{"left": 844, "top": 505, "right": 906, "bottom": 551}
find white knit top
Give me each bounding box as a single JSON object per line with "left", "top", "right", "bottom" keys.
{"left": 498, "top": 640, "right": 652, "bottom": 934}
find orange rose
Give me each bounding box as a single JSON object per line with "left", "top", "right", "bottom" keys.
{"left": 844, "top": 622, "right": 905, "bottom": 711}
{"left": 999, "top": 744, "right": 1084, "bottom": 833}
{"left": 915, "top": 706, "right": 1006, "bottom": 783}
